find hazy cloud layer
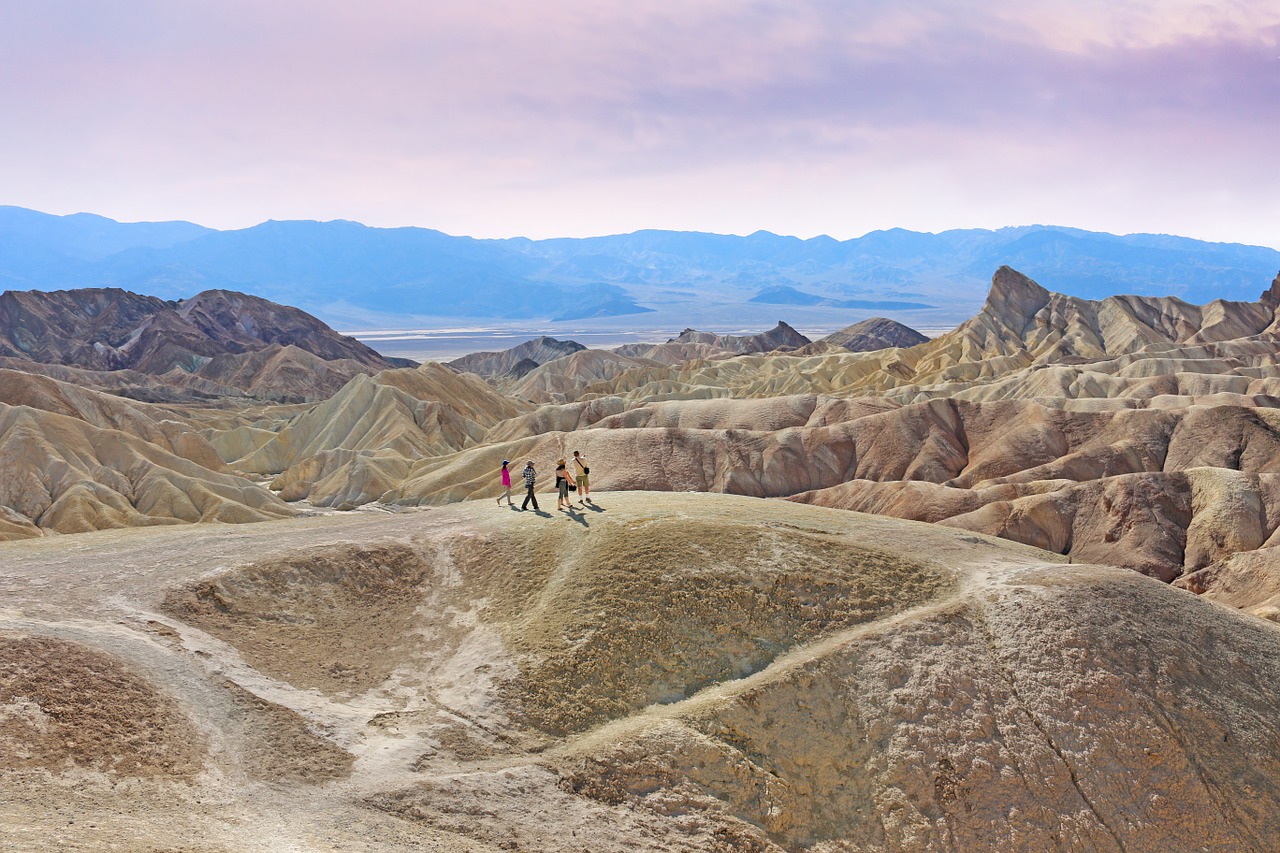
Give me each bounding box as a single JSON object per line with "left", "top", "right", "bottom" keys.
{"left": 2, "top": 1, "right": 1277, "bottom": 245}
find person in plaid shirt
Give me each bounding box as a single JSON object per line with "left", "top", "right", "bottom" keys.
{"left": 520, "top": 460, "right": 539, "bottom": 511}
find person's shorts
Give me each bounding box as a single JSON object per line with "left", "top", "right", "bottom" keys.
{"left": 558, "top": 478, "right": 570, "bottom": 498}
{"left": 576, "top": 474, "right": 589, "bottom": 490}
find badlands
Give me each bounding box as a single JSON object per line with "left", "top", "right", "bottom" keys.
{"left": 4, "top": 267, "right": 1280, "bottom": 850}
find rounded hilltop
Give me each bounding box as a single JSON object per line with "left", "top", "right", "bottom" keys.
{"left": 3, "top": 493, "right": 1280, "bottom": 850}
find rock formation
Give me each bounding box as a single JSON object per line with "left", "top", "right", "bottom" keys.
{"left": 222, "top": 362, "right": 530, "bottom": 507}
{"left": 447, "top": 335, "right": 587, "bottom": 378}
{"left": 509, "top": 349, "right": 659, "bottom": 403}
{"left": 614, "top": 321, "right": 812, "bottom": 365}
{"left": 362, "top": 391, "right": 1280, "bottom": 584}
{"left": 673, "top": 320, "right": 813, "bottom": 353}
{"left": 186, "top": 344, "right": 400, "bottom": 402}
{"left": 0, "top": 286, "right": 400, "bottom": 400}
{"left": 818, "top": 316, "right": 929, "bottom": 352}
{"left": 611, "top": 338, "right": 734, "bottom": 365}
{"left": 579, "top": 267, "right": 1280, "bottom": 406}
{"left": 0, "top": 402, "right": 295, "bottom": 538}
{"left": 0, "top": 368, "right": 223, "bottom": 464}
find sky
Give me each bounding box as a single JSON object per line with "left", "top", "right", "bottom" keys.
{"left": 3, "top": 1, "right": 1278, "bottom": 247}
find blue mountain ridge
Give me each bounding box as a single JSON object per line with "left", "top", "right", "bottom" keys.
{"left": 1, "top": 206, "right": 1276, "bottom": 325}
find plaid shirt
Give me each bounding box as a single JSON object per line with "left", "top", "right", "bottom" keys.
{"left": 522, "top": 466, "right": 536, "bottom": 487}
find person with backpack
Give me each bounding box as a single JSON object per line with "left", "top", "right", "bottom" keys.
{"left": 555, "top": 458, "right": 573, "bottom": 511}
{"left": 497, "top": 460, "right": 513, "bottom": 507}
{"left": 572, "top": 450, "right": 591, "bottom": 505}
{"left": 520, "top": 460, "right": 539, "bottom": 511}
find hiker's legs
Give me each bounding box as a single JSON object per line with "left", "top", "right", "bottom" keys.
{"left": 523, "top": 485, "right": 538, "bottom": 511}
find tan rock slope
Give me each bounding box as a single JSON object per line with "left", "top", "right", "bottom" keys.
{"left": 0, "top": 354, "right": 257, "bottom": 403}
{"left": 0, "top": 367, "right": 224, "bottom": 466}
{"left": 339, "top": 388, "right": 1279, "bottom": 585}
{"left": 221, "top": 363, "right": 531, "bottom": 508}
{"left": 179, "top": 344, "right": 396, "bottom": 402}
{"left": 509, "top": 349, "right": 659, "bottom": 403}
{"left": 0, "top": 401, "right": 296, "bottom": 538}
{"left": 0, "top": 355, "right": 535, "bottom": 537}
{"left": 0, "top": 344, "right": 396, "bottom": 404}
{"left": 4, "top": 495, "right": 1280, "bottom": 850}
{"left": 0, "top": 365, "right": 303, "bottom": 538}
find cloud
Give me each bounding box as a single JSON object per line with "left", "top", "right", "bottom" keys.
{"left": 0, "top": 1, "right": 1276, "bottom": 246}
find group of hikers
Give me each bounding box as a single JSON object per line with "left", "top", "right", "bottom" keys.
{"left": 497, "top": 450, "right": 592, "bottom": 512}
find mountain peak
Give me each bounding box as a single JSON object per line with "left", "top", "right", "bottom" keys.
{"left": 447, "top": 336, "right": 587, "bottom": 378}
{"left": 821, "top": 317, "right": 929, "bottom": 352}
{"left": 983, "top": 266, "right": 1051, "bottom": 331}
{"left": 668, "top": 322, "right": 810, "bottom": 354}
{"left": 1261, "top": 271, "right": 1280, "bottom": 311}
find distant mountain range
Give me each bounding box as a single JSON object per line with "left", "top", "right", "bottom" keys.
{"left": 748, "top": 284, "right": 932, "bottom": 310}
{"left": 2, "top": 206, "right": 1277, "bottom": 329}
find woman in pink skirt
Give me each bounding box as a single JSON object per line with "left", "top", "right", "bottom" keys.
{"left": 497, "top": 460, "right": 513, "bottom": 506}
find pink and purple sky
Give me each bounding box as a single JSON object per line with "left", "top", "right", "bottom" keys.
{"left": 3, "top": 1, "right": 1278, "bottom": 247}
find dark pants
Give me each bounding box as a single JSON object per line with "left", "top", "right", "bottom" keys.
{"left": 522, "top": 485, "right": 539, "bottom": 511}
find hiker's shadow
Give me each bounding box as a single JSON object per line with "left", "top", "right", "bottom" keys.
{"left": 533, "top": 509, "right": 553, "bottom": 518}
{"left": 563, "top": 507, "right": 590, "bottom": 528}
{"left": 582, "top": 501, "right": 605, "bottom": 513}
